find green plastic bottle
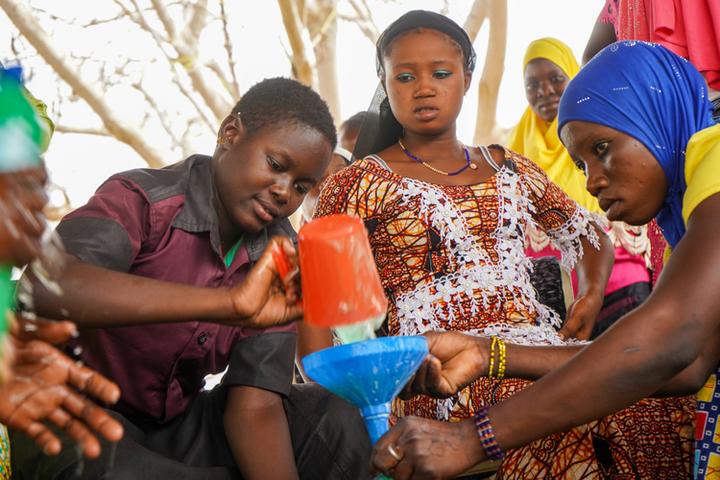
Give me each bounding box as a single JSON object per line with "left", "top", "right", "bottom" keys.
{"left": 0, "top": 66, "right": 44, "bottom": 340}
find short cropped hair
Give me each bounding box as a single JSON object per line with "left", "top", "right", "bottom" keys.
{"left": 339, "top": 111, "right": 368, "bottom": 137}
{"left": 233, "top": 77, "right": 337, "bottom": 148}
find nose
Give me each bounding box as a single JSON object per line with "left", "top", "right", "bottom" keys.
{"left": 413, "top": 74, "right": 435, "bottom": 98}
{"left": 537, "top": 80, "right": 556, "bottom": 98}
{"left": 584, "top": 162, "right": 607, "bottom": 197}
{"left": 269, "top": 178, "right": 291, "bottom": 206}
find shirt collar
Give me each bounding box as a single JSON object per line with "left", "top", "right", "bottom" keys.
{"left": 172, "top": 154, "right": 297, "bottom": 262}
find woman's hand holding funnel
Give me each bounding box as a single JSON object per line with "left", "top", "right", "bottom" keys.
{"left": 371, "top": 415, "right": 485, "bottom": 480}
{"left": 400, "top": 332, "right": 489, "bottom": 400}
{"left": 229, "top": 236, "right": 302, "bottom": 328}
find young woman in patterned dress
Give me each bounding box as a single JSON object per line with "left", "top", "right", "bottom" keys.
{"left": 313, "top": 10, "right": 695, "bottom": 479}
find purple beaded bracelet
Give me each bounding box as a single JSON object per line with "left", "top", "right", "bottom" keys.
{"left": 473, "top": 406, "right": 504, "bottom": 461}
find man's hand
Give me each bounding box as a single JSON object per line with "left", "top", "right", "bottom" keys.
{"left": 371, "top": 416, "right": 485, "bottom": 480}
{"left": 558, "top": 292, "right": 603, "bottom": 340}
{"left": 400, "top": 332, "right": 488, "bottom": 400}
{"left": 0, "top": 313, "right": 124, "bottom": 458}
{"left": 230, "top": 236, "right": 303, "bottom": 328}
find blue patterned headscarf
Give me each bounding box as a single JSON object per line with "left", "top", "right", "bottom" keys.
{"left": 558, "top": 41, "right": 715, "bottom": 248}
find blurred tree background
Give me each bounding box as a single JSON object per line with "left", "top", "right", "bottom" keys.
{"left": 1, "top": 0, "right": 599, "bottom": 216}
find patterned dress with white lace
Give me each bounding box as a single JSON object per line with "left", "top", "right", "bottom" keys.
{"left": 315, "top": 146, "right": 694, "bottom": 479}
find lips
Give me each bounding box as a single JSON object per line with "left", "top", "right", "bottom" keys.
{"left": 413, "top": 105, "right": 439, "bottom": 121}
{"left": 538, "top": 100, "right": 559, "bottom": 111}
{"left": 253, "top": 198, "right": 277, "bottom": 223}
{"left": 598, "top": 198, "right": 615, "bottom": 212}
{"left": 599, "top": 198, "right": 623, "bottom": 219}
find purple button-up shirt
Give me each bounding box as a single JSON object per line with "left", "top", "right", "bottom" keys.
{"left": 57, "top": 155, "right": 297, "bottom": 423}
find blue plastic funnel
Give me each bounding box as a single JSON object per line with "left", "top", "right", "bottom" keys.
{"left": 302, "top": 336, "right": 428, "bottom": 444}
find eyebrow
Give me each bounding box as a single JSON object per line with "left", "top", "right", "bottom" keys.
{"left": 393, "top": 60, "right": 454, "bottom": 69}
{"left": 273, "top": 149, "right": 321, "bottom": 184}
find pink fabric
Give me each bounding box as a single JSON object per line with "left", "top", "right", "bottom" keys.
{"left": 600, "top": 0, "right": 720, "bottom": 89}
{"left": 617, "top": 0, "right": 651, "bottom": 42}
{"left": 599, "top": 0, "right": 620, "bottom": 36}
{"left": 649, "top": 0, "right": 720, "bottom": 90}
{"left": 647, "top": 219, "right": 667, "bottom": 286}
{"left": 607, "top": 247, "right": 651, "bottom": 293}
{"left": 525, "top": 245, "right": 649, "bottom": 297}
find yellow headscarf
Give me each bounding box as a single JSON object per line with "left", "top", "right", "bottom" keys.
{"left": 508, "top": 38, "right": 600, "bottom": 213}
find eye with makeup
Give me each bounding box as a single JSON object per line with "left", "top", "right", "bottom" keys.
{"left": 433, "top": 69, "right": 452, "bottom": 79}
{"left": 395, "top": 73, "right": 415, "bottom": 83}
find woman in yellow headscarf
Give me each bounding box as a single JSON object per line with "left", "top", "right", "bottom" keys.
{"left": 510, "top": 38, "right": 656, "bottom": 338}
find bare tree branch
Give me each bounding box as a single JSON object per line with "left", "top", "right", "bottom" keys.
{"left": 130, "top": 82, "right": 184, "bottom": 149}
{"left": 114, "top": 0, "right": 173, "bottom": 50}
{"left": 172, "top": 73, "right": 217, "bottom": 133}
{"left": 83, "top": 1, "right": 184, "bottom": 28}
{"left": 463, "top": 0, "right": 489, "bottom": 42}
{"left": 277, "top": 0, "right": 314, "bottom": 86}
{"left": 218, "top": 0, "right": 241, "bottom": 99}
{"left": 149, "top": 0, "right": 231, "bottom": 121}
{"left": 206, "top": 60, "right": 238, "bottom": 100}
{"left": 346, "top": 0, "right": 379, "bottom": 44}
{"left": 149, "top": 0, "right": 178, "bottom": 41}
{"left": 55, "top": 125, "right": 111, "bottom": 137}
{"left": 470, "top": 0, "right": 507, "bottom": 145}
{"left": 440, "top": 0, "right": 450, "bottom": 16}
{"left": 0, "top": 0, "right": 166, "bottom": 167}
{"left": 183, "top": 0, "right": 208, "bottom": 47}
{"left": 307, "top": 0, "right": 341, "bottom": 120}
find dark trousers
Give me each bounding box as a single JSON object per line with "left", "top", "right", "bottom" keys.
{"left": 591, "top": 281, "right": 651, "bottom": 339}
{"left": 10, "top": 383, "right": 370, "bottom": 480}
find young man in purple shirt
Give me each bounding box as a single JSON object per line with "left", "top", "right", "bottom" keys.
{"left": 11, "top": 78, "right": 369, "bottom": 479}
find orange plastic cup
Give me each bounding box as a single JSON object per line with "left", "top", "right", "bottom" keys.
{"left": 298, "top": 214, "right": 388, "bottom": 327}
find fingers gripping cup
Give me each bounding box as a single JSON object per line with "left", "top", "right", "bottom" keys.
{"left": 298, "top": 214, "right": 388, "bottom": 341}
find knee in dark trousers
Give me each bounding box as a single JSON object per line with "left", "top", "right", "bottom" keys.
{"left": 285, "top": 383, "right": 371, "bottom": 480}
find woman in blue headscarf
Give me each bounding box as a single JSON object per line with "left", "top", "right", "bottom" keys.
{"left": 369, "top": 41, "right": 720, "bottom": 480}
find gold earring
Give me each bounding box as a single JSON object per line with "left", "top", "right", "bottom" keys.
{"left": 217, "top": 136, "right": 226, "bottom": 145}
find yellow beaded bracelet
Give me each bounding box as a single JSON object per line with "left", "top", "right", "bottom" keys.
{"left": 488, "top": 336, "right": 497, "bottom": 378}
{"left": 496, "top": 338, "right": 506, "bottom": 380}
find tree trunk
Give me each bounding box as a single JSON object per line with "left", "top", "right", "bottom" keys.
{"left": 463, "top": 0, "right": 488, "bottom": 41}
{"left": 466, "top": 0, "right": 507, "bottom": 146}
{"left": 149, "top": 0, "right": 231, "bottom": 122}
{"left": 0, "top": 0, "right": 166, "bottom": 168}
{"left": 308, "top": 0, "right": 341, "bottom": 122}
{"left": 277, "top": 0, "right": 314, "bottom": 87}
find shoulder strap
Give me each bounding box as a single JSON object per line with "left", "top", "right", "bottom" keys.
{"left": 478, "top": 145, "right": 502, "bottom": 172}
{"left": 365, "top": 154, "right": 393, "bottom": 172}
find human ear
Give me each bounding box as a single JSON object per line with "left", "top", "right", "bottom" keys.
{"left": 218, "top": 113, "right": 246, "bottom": 148}
{"left": 463, "top": 71, "right": 472, "bottom": 94}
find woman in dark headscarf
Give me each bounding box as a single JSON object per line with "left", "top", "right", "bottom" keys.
{"left": 315, "top": 11, "right": 693, "bottom": 479}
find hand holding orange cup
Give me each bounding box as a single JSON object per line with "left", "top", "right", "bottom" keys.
{"left": 273, "top": 214, "right": 386, "bottom": 342}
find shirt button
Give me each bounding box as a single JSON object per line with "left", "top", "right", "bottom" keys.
{"left": 198, "top": 332, "right": 210, "bottom": 345}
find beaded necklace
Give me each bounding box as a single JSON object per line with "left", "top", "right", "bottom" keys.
{"left": 398, "top": 138, "right": 477, "bottom": 176}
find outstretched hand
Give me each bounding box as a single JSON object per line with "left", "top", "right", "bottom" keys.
{"left": 400, "top": 332, "right": 488, "bottom": 400}
{"left": 0, "top": 314, "right": 124, "bottom": 458}
{"left": 230, "top": 236, "right": 303, "bottom": 328}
